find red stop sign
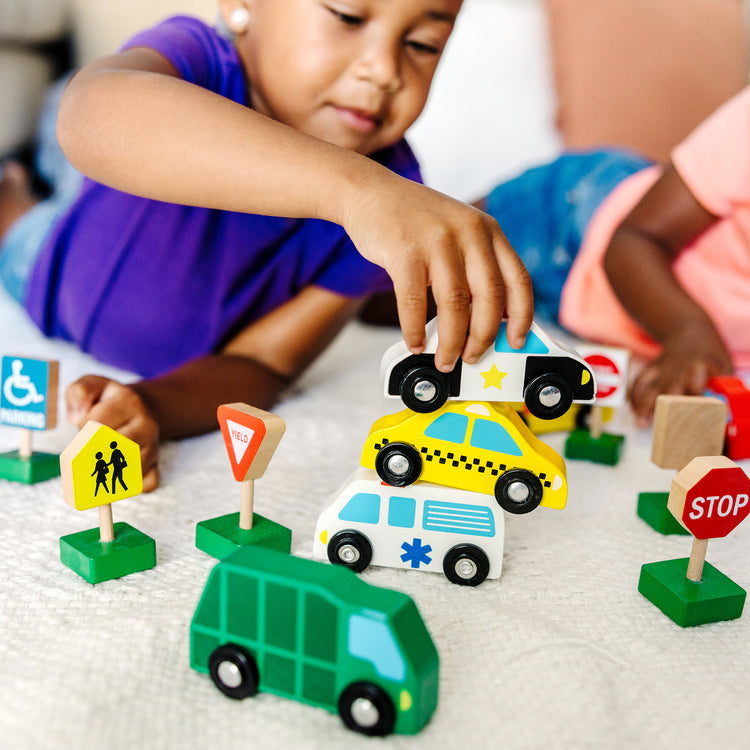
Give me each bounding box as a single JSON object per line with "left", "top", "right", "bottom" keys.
{"left": 585, "top": 354, "right": 621, "bottom": 400}
{"left": 681, "top": 465, "right": 750, "bottom": 538}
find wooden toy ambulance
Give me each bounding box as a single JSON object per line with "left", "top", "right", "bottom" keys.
{"left": 314, "top": 467, "right": 504, "bottom": 586}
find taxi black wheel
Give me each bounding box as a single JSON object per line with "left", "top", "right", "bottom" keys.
{"left": 494, "top": 469, "right": 543, "bottom": 514}
{"left": 443, "top": 544, "right": 490, "bottom": 586}
{"left": 524, "top": 373, "right": 573, "bottom": 420}
{"left": 338, "top": 681, "right": 396, "bottom": 736}
{"left": 208, "top": 644, "right": 259, "bottom": 700}
{"left": 327, "top": 530, "right": 373, "bottom": 573}
{"left": 375, "top": 442, "right": 422, "bottom": 487}
{"left": 400, "top": 366, "right": 450, "bottom": 413}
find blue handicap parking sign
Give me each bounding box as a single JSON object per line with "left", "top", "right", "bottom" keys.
{"left": 1, "top": 356, "right": 56, "bottom": 430}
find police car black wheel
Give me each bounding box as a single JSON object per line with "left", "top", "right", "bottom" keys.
{"left": 524, "top": 373, "right": 574, "bottom": 420}
{"left": 375, "top": 442, "right": 422, "bottom": 487}
{"left": 338, "top": 681, "right": 396, "bottom": 736}
{"left": 443, "top": 544, "right": 490, "bottom": 586}
{"left": 208, "top": 644, "right": 259, "bottom": 700}
{"left": 494, "top": 469, "right": 543, "bottom": 514}
{"left": 400, "top": 366, "right": 449, "bottom": 413}
{"left": 328, "top": 530, "right": 373, "bottom": 573}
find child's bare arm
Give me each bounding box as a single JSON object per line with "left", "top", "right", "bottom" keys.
{"left": 57, "top": 48, "right": 532, "bottom": 373}
{"left": 65, "top": 287, "right": 364, "bottom": 490}
{"left": 603, "top": 163, "right": 732, "bottom": 421}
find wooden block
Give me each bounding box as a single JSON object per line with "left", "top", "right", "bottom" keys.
{"left": 651, "top": 395, "right": 727, "bottom": 469}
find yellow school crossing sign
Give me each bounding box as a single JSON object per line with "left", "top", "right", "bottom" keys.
{"left": 60, "top": 421, "right": 143, "bottom": 511}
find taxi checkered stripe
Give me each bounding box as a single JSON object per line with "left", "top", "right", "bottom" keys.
{"left": 374, "top": 439, "right": 553, "bottom": 489}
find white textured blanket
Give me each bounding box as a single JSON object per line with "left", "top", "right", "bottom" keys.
{"left": 1, "top": 283, "right": 749, "bottom": 750}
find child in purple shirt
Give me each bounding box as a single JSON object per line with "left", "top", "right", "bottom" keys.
{"left": 0, "top": 1, "right": 532, "bottom": 490}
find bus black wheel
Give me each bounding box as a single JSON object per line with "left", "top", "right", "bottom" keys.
{"left": 208, "top": 644, "right": 259, "bottom": 700}
{"left": 338, "top": 681, "right": 396, "bottom": 736}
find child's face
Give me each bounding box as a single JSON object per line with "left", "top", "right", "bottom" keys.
{"left": 225, "top": 0, "right": 462, "bottom": 155}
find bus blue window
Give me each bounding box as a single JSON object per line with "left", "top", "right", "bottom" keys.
{"left": 338, "top": 493, "right": 380, "bottom": 524}
{"left": 424, "top": 413, "right": 468, "bottom": 443}
{"left": 388, "top": 496, "right": 416, "bottom": 528}
{"left": 347, "top": 614, "right": 406, "bottom": 682}
{"left": 470, "top": 419, "right": 522, "bottom": 456}
{"left": 494, "top": 321, "right": 549, "bottom": 354}
{"left": 423, "top": 500, "right": 495, "bottom": 537}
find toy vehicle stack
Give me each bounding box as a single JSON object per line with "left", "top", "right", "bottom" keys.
{"left": 313, "top": 318, "right": 596, "bottom": 586}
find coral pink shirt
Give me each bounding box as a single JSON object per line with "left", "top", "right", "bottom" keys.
{"left": 559, "top": 87, "right": 750, "bottom": 368}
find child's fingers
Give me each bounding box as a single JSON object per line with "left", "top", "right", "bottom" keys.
{"left": 392, "top": 263, "right": 429, "bottom": 356}
{"left": 494, "top": 237, "right": 534, "bottom": 349}
{"left": 428, "top": 255, "right": 471, "bottom": 372}
{"left": 66, "top": 375, "right": 111, "bottom": 426}
{"left": 460, "top": 243, "right": 505, "bottom": 365}
{"left": 80, "top": 381, "right": 161, "bottom": 490}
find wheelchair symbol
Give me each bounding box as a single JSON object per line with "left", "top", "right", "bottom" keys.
{"left": 3, "top": 359, "right": 45, "bottom": 408}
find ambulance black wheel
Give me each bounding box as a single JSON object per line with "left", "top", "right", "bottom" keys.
{"left": 443, "top": 544, "right": 490, "bottom": 586}
{"left": 327, "top": 530, "right": 373, "bottom": 573}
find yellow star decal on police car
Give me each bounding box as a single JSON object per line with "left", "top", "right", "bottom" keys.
{"left": 480, "top": 364, "right": 507, "bottom": 390}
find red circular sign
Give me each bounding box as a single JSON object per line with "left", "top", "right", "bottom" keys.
{"left": 585, "top": 354, "right": 621, "bottom": 399}
{"left": 683, "top": 466, "right": 750, "bottom": 538}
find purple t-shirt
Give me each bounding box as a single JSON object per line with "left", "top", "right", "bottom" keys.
{"left": 26, "top": 16, "right": 422, "bottom": 377}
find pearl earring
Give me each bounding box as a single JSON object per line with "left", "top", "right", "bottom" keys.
{"left": 229, "top": 6, "right": 250, "bottom": 34}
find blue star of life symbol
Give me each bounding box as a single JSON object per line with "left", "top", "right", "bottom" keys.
{"left": 400, "top": 538, "right": 433, "bottom": 569}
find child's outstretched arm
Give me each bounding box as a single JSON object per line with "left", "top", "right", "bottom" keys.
{"left": 603, "top": 162, "right": 732, "bottom": 422}
{"left": 65, "top": 286, "right": 365, "bottom": 491}
{"left": 57, "top": 48, "right": 533, "bottom": 374}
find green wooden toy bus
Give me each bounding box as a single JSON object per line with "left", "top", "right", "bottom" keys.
{"left": 190, "top": 546, "right": 439, "bottom": 736}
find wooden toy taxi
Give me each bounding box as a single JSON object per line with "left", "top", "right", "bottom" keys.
{"left": 638, "top": 456, "right": 749, "bottom": 627}
{"left": 361, "top": 400, "right": 567, "bottom": 515}
{"left": 637, "top": 395, "right": 727, "bottom": 535}
{"left": 564, "top": 345, "right": 629, "bottom": 466}
{"left": 195, "top": 403, "right": 291, "bottom": 559}
{"left": 59, "top": 421, "right": 156, "bottom": 584}
{"left": 314, "top": 467, "right": 504, "bottom": 586}
{"left": 380, "top": 318, "right": 596, "bottom": 419}
{"left": 0, "top": 355, "right": 61, "bottom": 483}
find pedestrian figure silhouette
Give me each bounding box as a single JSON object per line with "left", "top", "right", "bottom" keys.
{"left": 92, "top": 451, "right": 109, "bottom": 496}
{"left": 108, "top": 441, "right": 128, "bottom": 493}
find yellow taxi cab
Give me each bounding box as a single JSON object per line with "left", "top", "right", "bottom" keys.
{"left": 360, "top": 401, "right": 567, "bottom": 514}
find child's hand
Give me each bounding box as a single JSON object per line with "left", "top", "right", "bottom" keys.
{"left": 629, "top": 321, "right": 733, "bottom": 425}
{"left": 66, "top": 375, "right": 160, "bottom": 491}
{"left": 343, "top": 176, "right": 533, "bottom": 371}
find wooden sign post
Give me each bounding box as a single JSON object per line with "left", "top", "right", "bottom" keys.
{"left": 637, "top": 394, "right": 728, "bottom": 535}
{"left": 195, "top": 403, "right": 292, "bottom": 559}
{"left": 565, "top": 346, "right": 629, "bottom": 465}
{"left": 58, "top": 421, "right": 156, "bottom": 584}
{"left": 638, "top": 456, "right": 749, "bottom": 627}
{"left": 0, "top": 355, "right": 61, "bottom": 483}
